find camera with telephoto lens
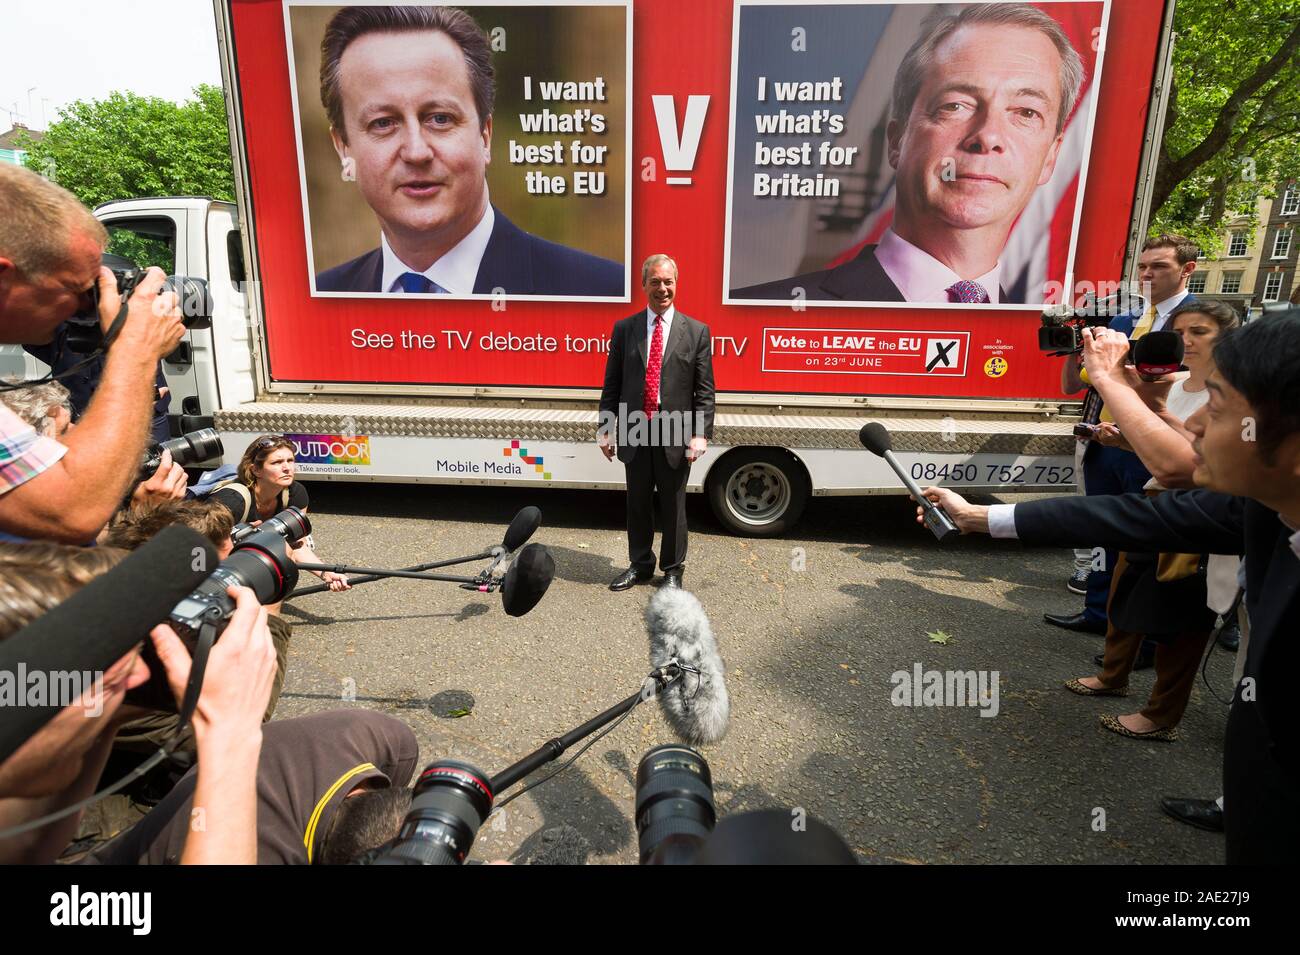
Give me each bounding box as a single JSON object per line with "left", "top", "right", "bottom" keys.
{"left": 1039, "top": 290, "right": 1144, "bottom": 355}
{"left": 364, "top": 760, "right": 495, "bottom": 865}
{"left": 138, "top": 428, "right": 223, "bottom": 483}
{"left": 66, "top": 253, "right": 213, "bottom": 354}
{"left": 357, "top": 743, "right": 719, "bottom": 866}
{"left": 635, "top": 744, "right": 717, "bottom": 864}
{"left": 125, "top": 506, "right": 310, "bottom": 710}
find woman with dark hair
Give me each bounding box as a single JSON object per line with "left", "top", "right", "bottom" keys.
{"left": 1065, "top": 301, "right": 1242, "bottom": 740}
{"left": 211, "top": 435, "right": 351, "bottom": 593}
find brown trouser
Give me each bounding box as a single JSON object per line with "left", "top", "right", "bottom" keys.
{"left": 1094, "top": 553, "right": 1213, "bottom": 728}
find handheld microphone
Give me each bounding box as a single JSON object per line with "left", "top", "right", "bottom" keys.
{"left": 500, "top": 543, "right": 555, "bottom": 617}
{"left": 858, "top": 423, "right": 960, "bottom": 541}
{"left": 1132, "top": 330, "right": 1184, "bottom": 380}
{"left": 646, "top": 588, "right": 730, "bottom": 745}
{"left": 0, "top": 527, "right": 217, "bottom": 763}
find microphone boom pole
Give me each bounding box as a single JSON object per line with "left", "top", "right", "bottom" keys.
{"left": 289, "top": 551, "right": 497, "bottom": 597}
{"left": 490, "top": 664, "right": 685, "bottom": 794}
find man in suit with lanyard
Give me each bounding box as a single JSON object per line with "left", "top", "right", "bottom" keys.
{"left": 1047, "top": 233, "right": 1200, "bottom": 635}
{"left": 915, "top": 310, "right": 1300, "bottom": 864}
{"left": 598, "top": 254, "right": 715, "bottom": 591}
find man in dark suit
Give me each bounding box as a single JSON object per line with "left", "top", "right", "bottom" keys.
{"left": 733, "top": 4, "right": 1081, "bottom": 305}
{"left": 312, "top": 5, "right": 621, "bottom": 298}
{"left": 598, "top": 254, "right": 715, "bottom": 591}
{"left": 914, "top": 311, "right": 1300, "bottom": 864}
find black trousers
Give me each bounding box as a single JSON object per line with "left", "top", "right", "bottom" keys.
{"left": 1223, "top": 701, "right": 1297, "bottom": 864}
{"left": 624, "top": 444, "right": 689, "bottom": 573}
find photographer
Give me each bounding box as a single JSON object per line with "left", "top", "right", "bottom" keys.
{"left": 0, "top": 165, "right": 186, "bottom": 544}
{"left": 99, "top": 500, "right": 296, "bottom": 767}
{"left": 912, "top": 310, "right": 1300, "bottom": 864}
{"left": 1050, "top": 235, "right": 1200, "bottom": 637}
{"left": 210, "top": 434, "right": 351, "bottom": 592}
{"left": 0, "top": 541, "right": 276, "bottom": 864}
{"left": 1057, "top": 304, "right": 1241, "bottom": 740}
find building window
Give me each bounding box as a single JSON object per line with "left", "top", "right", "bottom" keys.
{"left": 1227, "top": 231, "right": 1248, "bottom": 256}
{"left": 1220, "top": 272, "right": 1243, "bottom": 294}
{"left": 1186, "top": 272, "right": 1208, "bottom": 294}
{"left": 1262, "top": 272, "right": 1283, "bottom": 302}
{"left": 1272, "top": 229, "right": 1293, "bottom": 259}
{"left": 1282, "top": 187, "right": 1300, "bottom": 217}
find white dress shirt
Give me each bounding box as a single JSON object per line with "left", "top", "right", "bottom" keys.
{"left": 381, "top": 200, "right": 495, "bottom": 295}
{"left": 874, "top": 228, "right": 1002, "bottom": 304}
{"left": 1148, "top": 288, "right": 1192, "bottom": 332}
{"left": 644, "top": 305, "right": 675, "bottom": 407}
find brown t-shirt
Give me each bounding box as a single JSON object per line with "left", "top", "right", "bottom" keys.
{"left": 88, "top": 710, "right": 418, "bottom": 864}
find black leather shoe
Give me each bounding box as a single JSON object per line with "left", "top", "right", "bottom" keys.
{"left": 609, "top": 567, "right": 654, "bottom": 592}
{"left": 1093, "top": 651, "right": 1154, "bottom": 671}
{"left": 1044, "top": 612, "right": 1107, "bottom": 635}
{"left": 1160, "top": 796, "right": 1224, "bottom": 833}
{"left": 1217, "top": 621, "right": 1240, "bottom": 652}
{"left": 663, "top": 570, "right": 683, "bottom": 589}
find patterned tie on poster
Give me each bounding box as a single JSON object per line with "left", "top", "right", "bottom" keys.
{"left": 947, "top": 280, "right": 991, "bottom": 304}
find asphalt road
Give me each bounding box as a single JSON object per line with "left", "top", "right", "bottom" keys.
{"left": 274, "top": 480, "right": 1234, "bottom": 865}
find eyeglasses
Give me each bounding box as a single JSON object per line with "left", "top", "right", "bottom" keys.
{"left": 256, "top": 435, "right": 287, "bottom": 449}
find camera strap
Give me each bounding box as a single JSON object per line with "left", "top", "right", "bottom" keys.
{"left": 100, "top": 296, "right": 133, "bottom": 351}
{"left": 175, "top": 619, "right": 220, "bottom": 737}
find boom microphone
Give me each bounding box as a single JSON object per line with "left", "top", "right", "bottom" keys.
{"left": 859, "top": 422, "right": 960, "bottom": 541}
{"left": 0, "top": 526, "right": 217, "bottom": 763}
{"left": 500, "top": 543, "right": 555, "bottom": 617}
{"left": 1132, "top": 330, "right": 1184, "bottom": 379}
{"left": 502, "top": 506, "right": 542, "bottom": 553}
{"left": 646, "top": 588, "right": 730, "bottom": 745}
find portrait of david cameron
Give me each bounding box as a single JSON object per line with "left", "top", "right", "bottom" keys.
{"left": 313, "top": 5, "right": 624, "bottom": 298}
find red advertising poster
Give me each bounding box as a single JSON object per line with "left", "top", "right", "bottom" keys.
{"left": 228, "top": 0, "right": 1161, "bottom": 399}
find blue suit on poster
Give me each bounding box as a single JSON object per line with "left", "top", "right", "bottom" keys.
{"left": 315, "top": 207, "right": 623, "bottom": 297}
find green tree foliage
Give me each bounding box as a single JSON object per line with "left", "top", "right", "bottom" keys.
{"left": 1151, "top": 0, "right": 1300, "bottom": 251}
{"left": 19, "top": 85, "right": 234, "bottom": 209}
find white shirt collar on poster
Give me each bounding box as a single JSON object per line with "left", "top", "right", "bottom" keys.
{"left": 381, "top": 198, "right": 496, "bottom": 295}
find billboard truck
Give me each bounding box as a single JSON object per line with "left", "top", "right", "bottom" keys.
{"left": 58, "top": 0, "right": 1182, "bottom": 534}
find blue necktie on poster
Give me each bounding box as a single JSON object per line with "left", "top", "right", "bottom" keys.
{"left": 398, "top": 272, "right": 447, "bottom": 294}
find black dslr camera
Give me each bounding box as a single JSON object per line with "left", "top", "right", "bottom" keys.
{"left": 68, "top": 252, "right": 213, "bottom": 354}
{"left": 1038, "top": 290, "right": 1144, "bottom": 355}
{"left": 126, "top": 507, "right": 310, "bottom": 710}
{"left": 138, "top": 428, "right": 224, "bottom": 483}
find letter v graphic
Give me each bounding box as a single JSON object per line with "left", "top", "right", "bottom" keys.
{"left": 651, "top": 94, "right": 709, "bottom": 185}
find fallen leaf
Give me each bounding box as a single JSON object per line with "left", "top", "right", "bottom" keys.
{"left": 446, "top": 708, "right": 472, "bottom": 718}
{"left": 927, "top": 631, "right": 953, "bottom": 645}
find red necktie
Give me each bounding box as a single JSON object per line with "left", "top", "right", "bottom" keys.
{"left": 644, "top": 315, "right": 664, "bottom": 418}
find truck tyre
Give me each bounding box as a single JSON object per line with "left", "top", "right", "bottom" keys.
{"left": 706, "top": 447, "right": 809, "bottom": 537}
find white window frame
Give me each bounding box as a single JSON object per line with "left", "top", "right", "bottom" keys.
{"left": 1282, "top": 188, "right": 1299, "bottom": 217}
{"left": 1220, "top": 272, "right": 1243, "bottom": 294}
{"left": 1262, "top": 272, "right": 1283, "bottom": 302}
{"left": 1227, "top": 231, "right": 1248, "bottom": 256}
{"left": 1271, "top": 229, "right": 1293, "bottom": 259}
{"left": 1186, "top": 272, "right": 1208, "bottom": 294}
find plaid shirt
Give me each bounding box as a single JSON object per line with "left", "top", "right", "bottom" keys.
{"left": 0, "top": 403, "right": 67, "bottom": 495}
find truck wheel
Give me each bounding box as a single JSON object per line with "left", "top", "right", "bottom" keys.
{"left": 706, "top": 448, "right": 809, "bottom": 537}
